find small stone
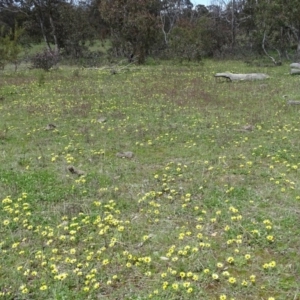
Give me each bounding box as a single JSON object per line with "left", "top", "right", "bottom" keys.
{"left": 67, "top": 166, "right": 85, "bottom": 176}
{"left": 116, "top": 151, "right": 134, "bottom": 159}
{"left": 45, "top": 123, "right": 57, "bottom": 130}
{"left": 242, "top": 125, "right": 254, "bottom": 131}
{"left": 97, "top": 117, "right": 107, "bottom": 123}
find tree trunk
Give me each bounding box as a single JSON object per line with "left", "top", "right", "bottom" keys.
{"left": 49, "top": 13, "right": 59, "bottom": 53}
{"left": 262, "top": 30, "right": 281, "bottom": 65}
{"left": 297, "top": 31, "right": 300, "bottom": 59}
{"left": 231, "top": 0, "right": 236, "bottom": 49}
{"left": 38, "top": 15, "right": 52, "bottom": 51}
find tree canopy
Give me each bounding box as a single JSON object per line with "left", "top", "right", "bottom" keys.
{"left": 0, "top": 0, "right": 299, "bottom": 63}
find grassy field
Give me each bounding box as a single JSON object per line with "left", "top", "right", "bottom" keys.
{"left": 0, "top": 59, "right": 300, "bottom": 300}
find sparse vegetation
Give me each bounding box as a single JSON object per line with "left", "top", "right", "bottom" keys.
{"left": 0, "top": 60, "right": 300, "bottom": 300}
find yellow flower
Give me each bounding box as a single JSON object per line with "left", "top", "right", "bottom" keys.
{"left": 55, "top": 273, "right": 68, "bottom": 280}
{"left": 118, "top": 226, "right": 124, "bottom": 232}
{"left": 222, "top": 271, "right": 230, "bottom": 277}
{"left": 144, "top": 257, "right": 151, "bottom": 263}
{"left": 220, "top": 295, "right": 227, "bottom": 300}
{"left": 263, "top": 263, "right": 269, "bottom": 269}
{"left": 93, "top": 283, "right": 100, "bottom": 289}
{"left": 224, "top": 225, "right": 230, "bottom": 231}
{"left": 227, "top": 257, "right": 234, "bottom": 264}
{"left": 162, "top": 281, "right": 168, "bottom": 290}
{"left": 263, "top": 219, "right": 272, "bottom": 225}
{"left": 192, "top": 274, "right": 199, "bottom": 281}
{"left": 241, "top": 280, "right": 248, "bottom": 286}
{"left": 269, "top": 261, "right": 276, "bottom": 268}
{"left": 245, "top": 254, "right": 251, "bottom": 260}
{"left": 40, "top": 285, "right": 48, "bottom": 291}
{"left": 12, "top": 242, "right": 19, "bottom": 248}
{"left": 228, "top": 277, "right": 236, "bottom": 284}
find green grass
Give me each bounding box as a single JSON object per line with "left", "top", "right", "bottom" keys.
{"left": 0, "top": 60, "right": 300, "bottom": 300}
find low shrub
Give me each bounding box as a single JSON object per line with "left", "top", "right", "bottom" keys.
{"left": 30, "top": 49, "right": 59, "bottom": 71}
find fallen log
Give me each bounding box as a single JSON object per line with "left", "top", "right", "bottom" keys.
{"left": 290, "top": 68, "right": 300, "bottom": 75}
{"left": 287, "top": 100, "right": 300, "bottom": 105}
{"left": 215, "top": 72, "right": 269, "bottom": 82}
{"left": 290, "top": 63, "right": 300, "bottom": 69}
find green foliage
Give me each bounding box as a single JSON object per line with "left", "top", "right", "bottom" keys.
{"left": 169, "top": 21, "right": 198, "bottom": 61}
{"left": 169, "top": 17, "right": 214, "bottom": 61}
{"left": 57, "top": 4, "right": 97, "bottom": 58}
{"left": 2, "top": 0, "right": 300, "bottom": 62}
{"left": 252, "top": 0, "right": 300, "bottom": 59}
{"left": 99, "top": 0, "right": 161, "bottom": 64}
{"left": 0, "top": 25, "right": 24, "bottom": 70}
{"left": 37, "top": 71, "right": 46, "bottom": 86}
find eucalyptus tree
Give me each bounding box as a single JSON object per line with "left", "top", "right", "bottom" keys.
{"left": 159, "top": 0, "right": 194, "bottom": 45}
{"left": 252, "top": 0, "right": 300, "bottom": 61}
{"left": 98, "top": 0, "right": 161, "bottom": 63}
{"left": 1, "top": 0, "right": 99, "bottom": 57}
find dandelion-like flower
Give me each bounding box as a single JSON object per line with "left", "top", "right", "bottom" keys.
{"left": 40, "top": 285, "right": 48, "bottom": 291}
{"left": 227, "top": 257, "right": 234, "bottom": 264}
{"left": 228, "top": 277, "right": 236, "bottom": 284}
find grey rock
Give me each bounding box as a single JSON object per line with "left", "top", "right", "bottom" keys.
{"left": 116, "top": 151, "right": 134, "bottom": 159}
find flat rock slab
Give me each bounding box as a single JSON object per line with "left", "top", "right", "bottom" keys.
{"left": 215, "top": 72, "right": 269, "bottom": 81}
{"left": 290, "top": 63, "right": 300, "bottom": 69}
{"left": 290, "top": 69, "right": 300, "bottom": 75}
